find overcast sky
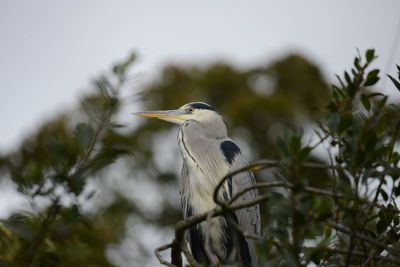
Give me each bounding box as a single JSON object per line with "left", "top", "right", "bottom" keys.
{"left": 1, "top": 0, "right": 400, "bottom": 153}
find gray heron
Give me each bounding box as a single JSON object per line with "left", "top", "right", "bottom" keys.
{"left": 134, "top": 102, "right": 260, "bottom": 266}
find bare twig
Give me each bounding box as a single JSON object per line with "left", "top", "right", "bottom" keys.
{"left": 157, "top": 158, "right": 399, "bottom": 266}
{"left": 155, "top": 242, "right": 176, "bottom": 267}
{"left": 344, "top": 236, "right": 354, "bottom": 267}
{"left": 169, "top": 196, "right": 266, "bottom": 267}
{"left": 181, "top": 240, "right": 202, "bottom": 267}
{"left": 236, "top": 181, "right": 395, "bottom": 215}
{"left": 213, "top": 160, "right": 279, "bottom": 207}
{"left": 328, "top": 222, "right": 400, "bottom": 258}
{"left": 225, "top": 215, "right": 261, "bottom": 241}
{"left": 213, "top": 160, "right": 340, "bottom": 207}
{"left": 304, "top": 247, "right": 400, "bottom": 265}
{"left": 204, "top": 213, "right": 219, "bottom": 265}
{"left": 368, "top": 122, "right": 400, "bottom": 215}
{"left": 228, "top": 181, "right": 287, "bottom": 205}
{"left": 228, "top": 181, "right": 348, "bottom": 206}
{"left": 360, "top": 248, "right": 379, "bottom": 267}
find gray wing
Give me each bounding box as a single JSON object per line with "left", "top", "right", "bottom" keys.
{"left": 220, "top": 140, "right": 261, "bottom": 265}
{"left": 179, "top": 121, "right": 260, "bottom": 265}
{"left": 231, "top": 170, "right": 261, "bottom": 265}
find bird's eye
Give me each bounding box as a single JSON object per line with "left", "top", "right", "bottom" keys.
{"left": 188, "top": 107, "right": 194, "bottom": 112}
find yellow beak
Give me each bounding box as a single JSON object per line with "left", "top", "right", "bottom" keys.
{"left": 132, "top": 109, "right": 189, "bottom": 124}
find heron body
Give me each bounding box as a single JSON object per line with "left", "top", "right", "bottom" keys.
{"left": 134, "top": 102, "right": 260, "bottom": 266}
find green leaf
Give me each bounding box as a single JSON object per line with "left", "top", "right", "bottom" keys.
{"left": 276, "top": 137, "right": 289, "bottom": 157}
{"left": 376, "top": 219, "right": 387, "bottom": 234}
{"left": 74, "top": 123, "right": 93, "bottom": 149}
{"left": 360, "top": 94, "right": 371, "bottom": 111}
{"left": 365, "top": 49, "right": 375, "bottom": 63}
{"left": 67, "top": 174, "right": 86, "bottom": 195}
{"left": 394, "top": 216, "right": 400, "bottom": 226}
{"left": 297, "top": 146, "right": 312, "bottom": 162}
{"left": 112, "top": 52, "right": 137, "bottom": 81}
{"left": 61, "top": 204, "right": 81, "bottom": 223}
{"left": 394, "top": 185, "right": 400, "bottom": 197}
{"left": 375, "top": 95, "right": 388, "bottom": 110}
{"left": 337, "top": 169, "right": 351, "bottom": 187}
{"left": 289, "top": 134, "right": 302, "bottom": 152}
{"left": 387, "top": 74, "right": 400, "bottom": 91}
{"left": 380, "top": 189, "right": 388, "bottom": 202}
{"left": 354, "top": 57, "right": 361, "bottom": 70}
{"left": 324, "top": 225, "right": 332, "bottom": 239}
{"left": 264, "top": 238, "right": 274, "bottom": 256}
{"left": 335, "top": 74, "right": 345, "bottom": 88}
{"left": 338, "top": 113, "right": 353, "bottom": 133}
{"left": 344, "top": 71, "right": 352, "bottom": 85}
{"left": 2, "top": 214, "right": 33, "bottom": 240}
{"left": 364, "top": 69, "right": 380, "bottom": 86}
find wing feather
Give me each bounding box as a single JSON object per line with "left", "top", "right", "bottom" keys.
{"left": 180, "top": 122, "right": 261, "bottom": 265}
{"left": 221, "top": 140, "right": 261, "bottom": 265}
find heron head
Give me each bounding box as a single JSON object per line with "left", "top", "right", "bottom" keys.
{"left": 134, "top": 102, "right": 227, "bottom": 138}
{"left": 133, "top": 102, "right": 220, "bottom": 125}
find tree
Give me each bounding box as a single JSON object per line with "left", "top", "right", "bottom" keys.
{"left": 0, "top": 50, "right": 399, "bottom": 266}
{"left": 155, "top": 50, "right": 400, "bottom": 266}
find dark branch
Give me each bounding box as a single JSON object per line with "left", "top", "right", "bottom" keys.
{"left": 156, "top": 159, "right": 400, "bottom": 266}
{"left": 327, "top": 222, "right": 400, "bottom": 258}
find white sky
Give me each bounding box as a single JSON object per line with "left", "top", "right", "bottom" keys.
{"left": 1, "top": 0, "right": 400, "bottom": 153}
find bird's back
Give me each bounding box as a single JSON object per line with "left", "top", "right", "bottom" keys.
{"left": 178, "top": 120, "right": 260, "bottom": 266}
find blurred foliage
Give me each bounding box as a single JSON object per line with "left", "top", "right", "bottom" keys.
{"left": 257, "top": 50, "right": 400, "bottom": 266}
{"left": 0, "top": 48, "right": 399, "bottom": 267}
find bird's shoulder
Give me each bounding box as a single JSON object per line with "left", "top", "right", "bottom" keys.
{"left": 219, "top": 139, "right": 242, "bottom": 165}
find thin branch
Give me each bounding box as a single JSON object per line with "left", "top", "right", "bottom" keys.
{"left": 181, "top": 240, "right": 202, "bottom": 267}
{"left": 168, "top": 197, "right": 264, "bottom": 266}
{"left": 229, "top": 193, "right": 270, "bottom": 211}
{"left": 306, "top": 247, "right": 400, "bottom": 265}
{"left": 231, "top": 180, "right": 397, "bottom": 213}
{"left": 161, "top": 181, "right": 400, "bottom": 266}
{"left": 344, "top": 236, "right": 354, "bottom": 267}
{"left": 155, "top": 242, "right": 176, "bottom": 267}
{"left": 158, "top": 158, "right": 399, "bottom": 266}
{"left": 360, "top": 248, "right": 379, "bottom": 267}
{"left": 328, "top": 222, "right": 400, "bottom": 258}
{"left": 204, "top": 213, "right": 219, "bottom": 265}
{"left": 228, "top": 181, "right": 286, "bottom": 205}
{"left": 228, "top": 181, "right": 346, "bottom": 206}
{"left": 225, "top": 215, "right": 261, "bottom": 240}
{"left": 369, "top": 121, "right": 400, "bottom": 213}
{"left": 213, "top": 160, "right": 340, "bottom": 207}
{"left": 213, "top": 160, "right": 279, "bottom": 207}
{"left": 303, "top": 186, "right": 341, "bottom": 199}
{"left": 16, "top": 198, "right": 61, "bottom": 267}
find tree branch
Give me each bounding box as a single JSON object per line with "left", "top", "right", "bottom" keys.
{"left": 213, "top": 160, "right": 340, "bottom": 207}
{"left": 155, "top": 159, "right": 400, "bottom": 266}
{"left": 327, "top": 222, "right": 400, "bottom": 258}
{"left": 16, "top": 198, "right": 60, "bottom": 267}
{"left": 155, "top": 242, "right": 176, "bottom": 267}
{"left": 304, "top": 247, "right": 400, "bottom": 265}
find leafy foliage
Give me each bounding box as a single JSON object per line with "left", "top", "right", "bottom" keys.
{"left": 0, "top": 56, "right": 134, "bottom": 267}
{"left": 257, "top": 50, "right": 400, "bottom": 266}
